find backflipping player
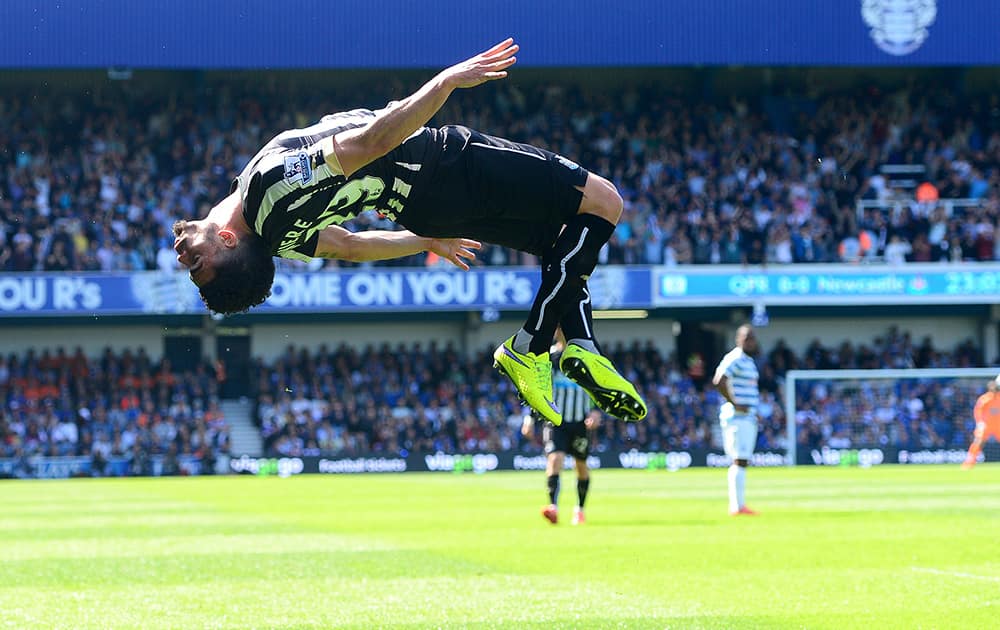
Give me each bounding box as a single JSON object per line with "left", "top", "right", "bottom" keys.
{"left": 172, "top": 38, "right": 645, "bottom": 426}
{"left": 962, "top": 375, "right": 1000, "bottom": 469}
{"left": 712, "top": 324, "right": 760, "bottom": 516}
{"left": 522, "top": 329, "right": 600, "bottom": 525}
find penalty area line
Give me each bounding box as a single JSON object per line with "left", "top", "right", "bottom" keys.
{"left": 911, "top": 567, "right": 1000, "bottom": 582}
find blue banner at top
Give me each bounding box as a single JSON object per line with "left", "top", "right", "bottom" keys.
{"left": 1, "top": 1, "right": 996, "bottom": 68}
{"left": 0, "top": 264, "right": 998, "bottom": 317}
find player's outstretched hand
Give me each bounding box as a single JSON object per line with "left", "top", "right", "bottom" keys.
{"left": 429, "top": 237, "right": 482, "bottom": 271}
{"left": 441, "top": 38, "right": 518, "bottom": 89}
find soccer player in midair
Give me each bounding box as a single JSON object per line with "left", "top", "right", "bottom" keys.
{"left": 173, "top": 39, "right": 645, "bottom": 425}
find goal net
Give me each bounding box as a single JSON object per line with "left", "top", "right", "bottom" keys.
{"left": 784, "top": 368, "right": 1000, "bottom": 467}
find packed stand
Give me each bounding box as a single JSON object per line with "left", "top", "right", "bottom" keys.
{"left": 251, "top": 327, "right": 987, "bottom": 458}
{"left": 3, "top": 74, "right": 1000, "bottom": 274}
{"left": 0, "top": 347, "right": 230, "bottom": 476}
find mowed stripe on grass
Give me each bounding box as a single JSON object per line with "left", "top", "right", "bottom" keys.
{"left": 1, "top": 466, "right": 998, "bottom": 629}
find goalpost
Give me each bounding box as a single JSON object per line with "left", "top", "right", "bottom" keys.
{"left": 783, "top": 368, "right": 999, "bottom": 466}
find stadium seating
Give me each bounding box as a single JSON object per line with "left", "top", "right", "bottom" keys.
{"left": 0, "top": 332, "right": 985, "bottom": 471}
{"left": 0, "top": 348, "right": 230, "bottom": 467}
{"left": 2, "top": 78, "right": 999, "bottom": 272}
{"left": 247, "top": 327, "right": 982, "bottom": 458}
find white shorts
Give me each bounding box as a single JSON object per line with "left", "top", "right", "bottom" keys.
{"left": 720, "top": 417, "right": 758, "bottom": 460}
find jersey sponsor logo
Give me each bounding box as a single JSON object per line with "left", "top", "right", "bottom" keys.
{"left": 276, "top": 175, "right": 386, "bottom": 257}
{"left": 283, "top": 151, "right": 314, "bottom": 186}
{"left": 555, "top": 154, "right": 580, "bottom": 171}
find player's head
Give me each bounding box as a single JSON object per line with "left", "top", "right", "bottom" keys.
{"left": 736, "top": 324, "right": 759, "bottom": 356}
{"left": 173, "top": 220, "right": 275, "bottom": 315}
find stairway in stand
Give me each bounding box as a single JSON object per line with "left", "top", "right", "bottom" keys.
{"left": 220, "top": 399, "right": 262, "bottom": 457}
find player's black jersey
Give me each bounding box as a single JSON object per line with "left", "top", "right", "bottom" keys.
{"left": 232, "top": 109, "right": 438, "bottom": 261}
{"left": 234, "top": 115, "right": 589, "bottom": 261}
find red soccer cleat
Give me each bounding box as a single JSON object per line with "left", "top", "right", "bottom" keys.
{"left": 729, "top": 506, "right": 758, "bottom": 516}
{"left": 571, "top": 507, "right": 585, "bottom": 526}
{"left": 541, "top": 504, "right": 558, "bottom": 524}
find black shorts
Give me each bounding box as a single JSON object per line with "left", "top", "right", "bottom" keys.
{"left": 543, "top": 421, "right": 590, "bottom": 461}
{"left": 397, "top": 126, "right": 589, "bottom": 256}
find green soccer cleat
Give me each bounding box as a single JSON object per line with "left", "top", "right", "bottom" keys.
{"left": 493, "top": 336, "right": 562, "bottom": 426}
{"left": 559, "top": 344, "right": 647, "bottom": 421}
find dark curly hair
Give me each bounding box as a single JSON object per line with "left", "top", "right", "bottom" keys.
{"left": 198, "top": 233, "right": 275, "bottom": 316}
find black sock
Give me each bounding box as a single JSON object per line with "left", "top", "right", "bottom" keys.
{"left": 547, "top": 473, "right": 560, "bottom": 505}
{"left": 525, "top": 214, "right": 616, "bottom": 354}
{"left": 559, "top": 285, "right": 600, "bottom": 353}
{"left": 577, "top": 477, "right": 590, "bottom": 508}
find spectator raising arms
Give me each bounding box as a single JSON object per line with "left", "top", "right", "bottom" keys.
{"left": 4, "top": 73, "right": 1000, "bottom": 274}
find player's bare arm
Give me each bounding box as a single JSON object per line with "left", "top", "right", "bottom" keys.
{"left": 324, "top": 38, "right": 519, "bottom": 177}
{"left": 314, "top": 224, "right": 481, "bottom": 269}
{"left": 713, "top": 372, "right": 750, "bottom": 414}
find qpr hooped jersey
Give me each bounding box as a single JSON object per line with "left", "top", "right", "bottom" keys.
{"left": 232, "top": 108, "right": 434, "bottom": 261}
{"left": 716, "top": 347, "right": 759, "bottom": 419}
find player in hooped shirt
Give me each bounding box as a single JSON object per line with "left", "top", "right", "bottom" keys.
{"left": 713, "top": 324, "right": 761, "bottom": 516}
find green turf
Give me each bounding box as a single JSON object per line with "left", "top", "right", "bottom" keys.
{"left": 2, "top": 466, "right": 999, "bottom": 629}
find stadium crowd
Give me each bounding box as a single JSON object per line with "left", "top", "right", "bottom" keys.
{"left": 0, "top": 347, "right": 230, "bottom": 476}
{"left": 251, "top": 326, "right": 986, "bottom": 458}
{"left": 3, "top": 76, "right": 1000, "bottom": 273}
{"left": 2, "top": 73, "right": 997, "bottom": 472}
{"left": 0, "top": 327, "right": 988, "bottom": 472}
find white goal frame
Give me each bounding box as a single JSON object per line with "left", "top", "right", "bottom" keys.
{"left": 784, "top": 368, "right": 999, "bottom": 466}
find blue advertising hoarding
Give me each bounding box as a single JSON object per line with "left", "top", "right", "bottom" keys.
{"left": 0, "top": 266, "right": 641, "bottom": 316}
{"left": 0, "top": 264, "right": 997, "bottom": 317}
{"left": 653, "top": 264, "right": 1000, "bottom": 307}
{"left": 1, "top": 1, "right": 996, "bottom": 68}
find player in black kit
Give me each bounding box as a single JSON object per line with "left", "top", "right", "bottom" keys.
{"left": 173, "top": 39, "right": 645, "bottom": 425}
{"left": 522, "top": 329, "right": 600, "bottom": 525}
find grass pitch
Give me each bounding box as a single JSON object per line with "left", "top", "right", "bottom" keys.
{"left": 2, "top": 466, "right": 999, "bottom": 629}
